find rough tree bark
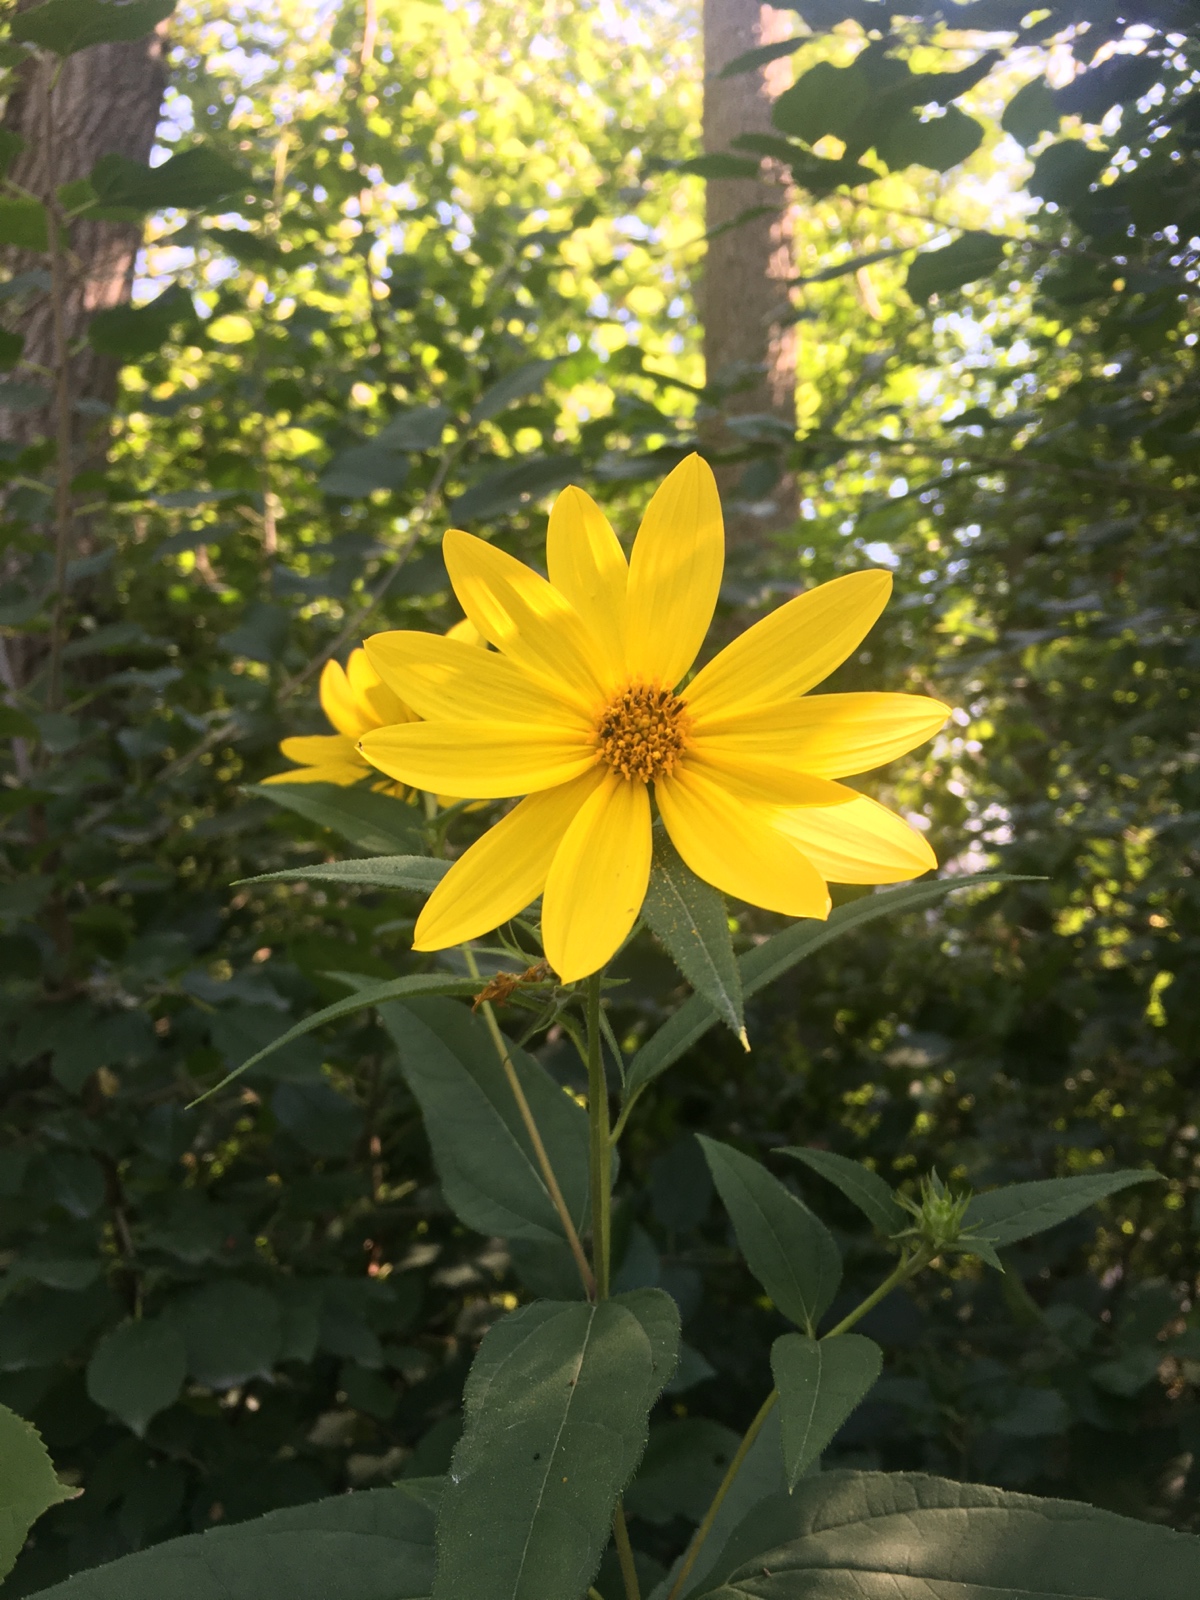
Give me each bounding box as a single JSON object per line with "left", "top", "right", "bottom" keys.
{"left": 702, "top": 0, "right": 798, "bottom": 544}
{"left": 1, "top": 3, "right": 168, "bottom": 448}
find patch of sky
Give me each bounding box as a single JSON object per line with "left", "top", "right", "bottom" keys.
{"left": 888, "top": 477, "right": 908, "bottom": 498}
{"left": 863, "top": 541, "right": 900, "bottom": 568}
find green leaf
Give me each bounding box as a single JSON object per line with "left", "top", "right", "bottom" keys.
{"left": 88, "top": 285, "right": 195, "bottom": 358}
{"left": 0, "top": 131, "right": 24, "bottom": 180}
{"left": 434, "top": 1299, "right": 664, "bottom": 1600}
{"left": 0, "top": 197, "right": 48, "bottom": 252}
{"left": 642, "top": 829, "right": 746, "bottom": 1045}
{"left": 665, "top": 1404, "right": 786, "bottom": 1597}
{"left": 698, "top": 1136, "right": 840, "bottom": 1335}
{"left": 247, "top": 781, "right": 426, "bottom": 854}
{"left": 1001, "top": 77, "right": 1060, "bottom": 147}
{"left": 90, "top": 145, "right": 252, "bottom": 213}
{"left": 376, "top": 403, "right": 452, "bottom": 450}
{"left": 965, "top": 1170, "right": 1161, "bottom": 1248}
{"left": 692, "top": 1469, "right": 1200, "bottom": 1599}
{"left": 771, "top": 1333, "right": 882, "bottom": 1487}
{"left": 626, "top": 1417, "right": 741, "bottom": 1524}
{"left": 718, "top": 36, "right": 805, "bottom": 79}
{"left": 192, "top": 972, "right": 478, "bottom": 1100}
{"left": 614, "top": 1286, "right": 681, "bottom": 1393}
{"left": 11, "top": 0, "right": 174, "bottom": 55}
{"left": 0, "top": 1402, "right": 72, "bottom": 1582}
{"left": 238, "top": 855, "right": 449, "bottom": 893}
{"left": 174, "top": 1281, "right": 282, "bottom": 1389}
{"left": 376, "top": 996, "right": 589, "bottom": 1244}
{"left": 781, "top": 1148, "right": 905, "bottom": 1234}
{"left": 0, "top": 329, "right": 23, "bottom": 370}
{"left": 771, "top": 61, "right": 869, "bottom": 145}
{"left": 626, "top": 876, "right": 1027, "bottom": 1097}
{"left": 677, "top": 153, "right": 762, "bottom": 180}
{"left": 1028, "top": 140, "right": 1109, "bottom": 207}
{"left": 319, "top": 442, "right": 411, "bottom": 497}
{"left": 0, "top": 705, "right": 38, "bottom": 740}
{"left": 86, "top": 1317, "right": 186, "bottom": 1436}
{"left": 450, "top": 455, "right": 581, "bottom": 523}
{"left": 28, "top": 1483, "right": 436, "bottom": 1599}
{"left": 876, "top": 106, "right": 984, "bottom": 173}
{"left": 469, "top": 358, "right": 559, "bottom": 424}
{"left": 906, "top": 231, "right": 1006, "bottom": 302}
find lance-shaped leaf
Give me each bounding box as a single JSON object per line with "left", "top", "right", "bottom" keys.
{"left": 238, "top": 855, "right": 449, "bottom": 893}
{"left": 28, "top": 1483, "right": 436, "bottom": 1599}
{"left": 781, "top": 1148, "right": 904, "bottom": 1235}
{"left": 692, "top": 1469, "right": 1200, "bottom": 1599}
{"left": 0, "top": 1404, "right": 73, "bottom": 1582}
{"left": 698, "top": 1137, "right": 840, "bottom": 1334}
{"left": 771, "top": 1333, "right": 882, "bottom": 1487}
{"left": 468, "top": 358, "right": 560, "bottom": 424}
{"left": 965, "top": 1170, "right": 1161, "bottom": 1249}
{"left": 247, "top": 782, "right": 426, "bottom": 854}
{"left": 642, "top": 829, "right": 746, "bottom": 1045}
{"left": 434, "top": 1299, "right": 668, "bottom": 1600}
{"left": 626, "top": 876, "right": 1030, "bottom": 1097}
{"left": 190, "top": 973, "right": 478, "bottom": 1101}
{"left": 377, "top": 997, "right": 589, "bottom": 1245}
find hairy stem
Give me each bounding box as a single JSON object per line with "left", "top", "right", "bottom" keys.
{"left": 666, "top": 1388, "right": 778, "bottom": 1600}
{"left": 666, "top": 1247, "right": 932, "bottom": 1600}
{"left": 462, "top": 945, "right": 595, "bottom": 1299}
{"left": 586, "top": 973, "right": 611, "bottom": 1299}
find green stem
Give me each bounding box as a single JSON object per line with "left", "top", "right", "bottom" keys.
{"left": 612, "top": 1498, "right": 641, "bottom": 1600}
{"left": 665, "top": 1389, "right": 777, "bottom": 1600}
{"left": 821, "top": 1248, "right": 930, "bottom": 1340}
{"left": 585, "top": 972, "right": 611, "bottom": 1300}
{"left": 666, "top": 1247, "right": 932, "bottom": 1600}
{"left": 462, "top": 945, "right": 595, "bottom": 1299}
{"left": 609, "top": 1083, "right": 644, "bottom": 1146}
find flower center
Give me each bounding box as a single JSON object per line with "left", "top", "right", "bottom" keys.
{"left": 594, "top": 683, "right": 691, "bottom": 783}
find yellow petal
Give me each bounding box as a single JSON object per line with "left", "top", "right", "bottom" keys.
{"left": 685, "top": 570, "right": 894, "bottom": 722}
{"left": 546, "top": 485, "right": 627, "bottom": 679}
{"left": 776, "top": 794, "right": 937, "bottom": 884}
{"left": 263, "top": 760, "right": 369, "bottom": 787}
{"left": 318, "top": 659, "right": 372, "bottom": 738}
{"left": 347, "top": 645, "right": 415, "bottom": 727}
{"left": 443, "top": 528, "right": 610, "bottom": 709}
{"left": 414, "top": 769, "right": 605, "bottom": 950}
{"left": 364, "top": 630, "right": 586, "bottom": 728}
{"left": 625, "top": 453, "right": 724, "bottom": 689}
{"left": 684, "top": 746, "right": 858, "bottom": 808}
{"left": 656, "top": 765, "right": 831, "bottom": 919}
{"left": 446, "top": 617, "right": 484, "bottom": 647}
{"left": 359, "top": 720, "right": 597, "bottom": 798}
{"left": 689, "top": 693, "right": 949, "bottom": 778}
{"left": 277, "top": 734, "right": 362, "bottom": 768}
{"left": 542, "top": 773, "right": 652, "bottom": 981}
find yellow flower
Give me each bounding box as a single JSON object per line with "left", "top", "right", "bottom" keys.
{"left": 266, "top": 621, "right": 481, "bottom": 790}
{"left": 359, "top": 455, "right": 947, "bottom": 982}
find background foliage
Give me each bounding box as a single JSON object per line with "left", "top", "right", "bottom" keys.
{"left": 1, "top": 0, "right": 1198, "bottom": 1589}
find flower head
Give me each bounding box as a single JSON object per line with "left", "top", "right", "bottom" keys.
{"left": 359, "top": 455, "right": 947, "bottom": 981}
{"left": 266, "top": 620, "right": 480, "bottom": 792}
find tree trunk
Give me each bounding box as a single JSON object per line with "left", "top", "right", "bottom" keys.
{"left": 1, "top": 7, "right": 167, "bottom": 449}
{"left": 702, "top": 0, "right": 798, "bottom": 546}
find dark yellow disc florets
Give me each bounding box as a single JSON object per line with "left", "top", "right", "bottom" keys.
{"left": 595, "top": 683, "right": 691, "bottom": 783}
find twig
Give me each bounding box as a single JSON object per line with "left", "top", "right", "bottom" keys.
{"left": 42, "top": 56, "right": 73, "bottom": 713}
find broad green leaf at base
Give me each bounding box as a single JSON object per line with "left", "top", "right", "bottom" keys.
{"left": 26, "top": 1484, "right": 435, "bottom": 1599}
{"left": 434, "top": 1298, "right": 673, "bottom": 1600}
{"left": 692, "top": 1469, "right": 1200, "bottom": 1599}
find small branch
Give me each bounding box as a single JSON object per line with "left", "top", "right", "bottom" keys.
{"left": 612, "top": 1498, "right": 642, "bottom": 1600}
{"left": 42, "top": 56, "right": 73, "bottom": 713}
{"left": 462, "top": 946, "right": 596, "bottom": 1300}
